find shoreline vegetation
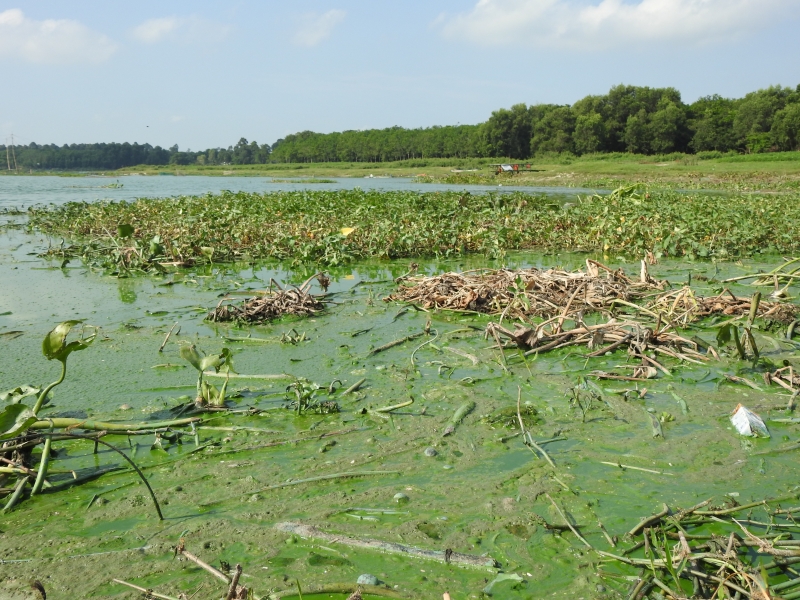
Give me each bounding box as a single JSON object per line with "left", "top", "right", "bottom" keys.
{"left": 3, "top": 151, "right": 800, "bottom": 194}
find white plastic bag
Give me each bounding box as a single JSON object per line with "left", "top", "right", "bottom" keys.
{"left": 730, "top": 404, "right": 770, "bottom": 438}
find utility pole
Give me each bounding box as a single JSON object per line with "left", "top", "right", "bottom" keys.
{"left": 5, "top": 137, "right": 10, "bottom": 170}
{"left": 10, "top": 134, "right": 18, "bottom": 171}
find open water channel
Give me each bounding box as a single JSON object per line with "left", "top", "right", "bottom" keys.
{"left": 0, "top": 176, "right": 798, "bottom": 599}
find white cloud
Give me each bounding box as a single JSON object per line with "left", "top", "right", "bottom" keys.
{"left": 131, "top": 15, "right": 230, "bottom": 44}
{"left": 0, "top": 8, "right": 116, "bottom": 64}
{"left": 439, "top": 0, "right": 800, "bottom": 50}
{"left": 293, "top": 10, "right": 346, "bottom": 47}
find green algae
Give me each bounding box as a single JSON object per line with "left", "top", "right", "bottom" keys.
{"left": 1, "top": 232, "right": 800, "bottom": 597}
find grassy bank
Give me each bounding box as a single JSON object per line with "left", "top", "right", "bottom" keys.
{"left": 27, "top": 186, "right": 800, "bottom": 270}
{"left": 6, "top": 151, "right": 800, "bottom": 192}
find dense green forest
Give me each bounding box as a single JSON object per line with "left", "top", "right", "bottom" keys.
{"left": 3, "top": 84, "right": 800, "bottom": 171}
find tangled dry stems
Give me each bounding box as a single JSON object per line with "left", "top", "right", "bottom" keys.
{"left": 209, "top": 273, "right": 329, "bottom": 324}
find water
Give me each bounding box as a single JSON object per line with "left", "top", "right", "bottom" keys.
{"left": 0, "top": 174, "right": 600, "bottom": 210}
{"left": 1, "top": 177, "right": 798, "bottom": 599}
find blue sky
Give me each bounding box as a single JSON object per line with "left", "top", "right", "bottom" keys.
{"left": 2, "top": 1, "right": 799, "bottom": 150}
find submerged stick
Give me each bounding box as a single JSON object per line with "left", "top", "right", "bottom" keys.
{"left": 545, "top": 493, "right": 592, "bottom": 549}
{"left": 369, "top": 332, "right": 424, "bottom": 356}
{"left": 254, "top": 471, "right": 399, "bottom": 493}
{"left": 202, "top": 371, "right": 292, "bottom": 380}
{"left": 269, "top": 583, "right": 405, "bottom": 599}
{"left": 275, "top": 522, "right": 498, "bottom": 568}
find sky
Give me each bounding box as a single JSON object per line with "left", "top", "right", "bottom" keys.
{"left": 1, "top": 0, "right": 799, "bottom": 150}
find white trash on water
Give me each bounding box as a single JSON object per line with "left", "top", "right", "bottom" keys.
{"left": 730, "top": 404, "right": 770, "bottom": 437}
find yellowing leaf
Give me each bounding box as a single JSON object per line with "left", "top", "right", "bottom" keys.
{"left": 340, "top": 227, "right": 355, "bottom": 237}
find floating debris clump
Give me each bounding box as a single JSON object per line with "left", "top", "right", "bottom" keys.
{"left": 386, "top": 260, "right": 665, "bottom": 320}
{"left": 209, "top": 273, "right": 328, "bottom": 323}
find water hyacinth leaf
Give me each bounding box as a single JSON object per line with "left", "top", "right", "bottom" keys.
{"left": 199, "top": 348, "right": 234, "bottom": 373}
{"left": 0, "top": 385, "right": 40, "bottom": 404}
{"left": 0, "top": 404, "right": 38, "bottom": 440}
{"left": 179, "top": 344, "right": 203, "bottom": 371}
{"left": 149, "top": 235, "right": 164, "bottom": 256}
{"left": 42, "top": 320, "right": 95, "bottom": 362}
{"left": 117, "top": 223, "right": 134, "bottom": 238}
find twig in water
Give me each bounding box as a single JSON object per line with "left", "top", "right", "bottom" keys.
{"left": 369, "top": 331, "right": 424, "bottom": 356}
{"left": 600, "top": 461, "right": 674, "bottom": 476}
{"left": 159, "top": 322, "right": 179, "bottom": 352}
{"left": 545, "top": 493, "right": 592, "bottom": 549}
{"left": 275, "top": 522, "right": 498, "bottom": 568}
{"left": 225, "top": 564, "right": 244, "bottom": 600}
{"left": 112, "top": 579, "right": 182, "bottom": 600}
{"left": 341, "top": 378, "right": 366, "bottom": 395}
{"left": 175, "top": 540, "right": 230, "bottom": 583}
{"left": 254, "top": 471, "right": 399, "bottom": 493}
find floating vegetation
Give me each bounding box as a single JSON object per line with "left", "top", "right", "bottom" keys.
{"left": 386, "top": 259, "right": 664, "bottom": 320}
{"left": 25, "top": 186, "right": 800, "bottom": 269}
{"left": 209, "top": 274, "right": 329, "bottom": 323}
{"left": 597, "top": 494, "right": 800, "bottom": 600}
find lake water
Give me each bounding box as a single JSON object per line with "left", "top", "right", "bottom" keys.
{"left": 0, "top": 174, "right": 601, "bottom": 210}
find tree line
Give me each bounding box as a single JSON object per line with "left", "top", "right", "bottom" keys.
{"left": 3, "top": 83, "right": 800, "bottom": 171}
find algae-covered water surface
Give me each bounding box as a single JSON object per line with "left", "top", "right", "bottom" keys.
{"left": 1, "top": 184, "right": 799, "bottom": 600}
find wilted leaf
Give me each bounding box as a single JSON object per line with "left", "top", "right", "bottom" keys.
{"left": 0, "top": 404, "right": 38, "bottom": 440}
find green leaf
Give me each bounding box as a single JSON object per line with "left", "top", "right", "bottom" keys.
{"left": 716, "top": 324, "right": 732, "bottom": 345}
{"left": 0, "top": 385, "right": 40, "bottom": 404}
{"left": 42, "top": 320, "right": 95, "bottom": 363}
{"left": 179, "top": 344, "right": 203, "bottom": 371}
{"left": 0, "top": 404, "right": 38, "bottom": 440}
{"left": 117, "top": 223, "right": 134, "bottom": 238}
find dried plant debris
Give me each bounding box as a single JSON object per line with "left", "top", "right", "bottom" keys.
{"left": 599, "top": 494, "right": 800, "bottom": 600}
{"left": 388, "top": 261, "right": 798, "bottom": 327}
{"left": 486, "top": 318, "right": 709, "bottom": 371}
{"left": 652, "top": 286, "right": 798, "bottom": 325}
{"left": 209, "top": 273, "right": 328, "bottom": 323}
{"left": 386, "top": 260, "right": 665, "bottom": 320}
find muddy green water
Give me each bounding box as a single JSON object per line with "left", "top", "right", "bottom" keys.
{"left": 1, "top": 212, "right": 799, "bottom": 599}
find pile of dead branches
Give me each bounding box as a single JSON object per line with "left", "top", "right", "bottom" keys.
{"left": 209, "top": 273, "right": 329, "bottom": 324}
{"left": 386, "top": 260, "right": 665, "bottom": 321}
{"left": 650, "top": 287, "right": 798, "bottom": 326}
{"left": 486, "top": 318, "right": 711, "bottom": 376}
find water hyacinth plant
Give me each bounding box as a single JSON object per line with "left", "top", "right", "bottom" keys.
{"left": 26, "top": 186, "right": 800, "bottom": 271}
